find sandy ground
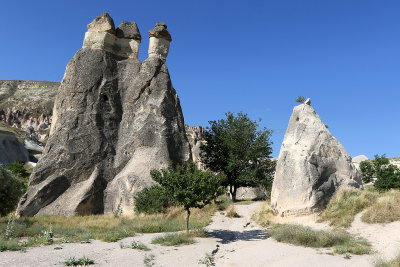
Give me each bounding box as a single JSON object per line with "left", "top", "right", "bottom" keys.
{"left": 1, "top": 202, "right": 399, "bottom": 267}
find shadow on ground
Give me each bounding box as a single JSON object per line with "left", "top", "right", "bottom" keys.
{"left": 209, "top": 229, "right": 268, "bottom": 244}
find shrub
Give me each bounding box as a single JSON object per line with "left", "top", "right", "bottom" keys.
{"left": 64, "top": 256, "right": 94, "bottom": 266}
{"left": 134, "top": 185, "right": 170, "bottom": 214}
{"left": 0, "top": 166, "right": 24, "bottom": 216}
{"left": 5, "top": 162, "right": 28, "bottom": 179}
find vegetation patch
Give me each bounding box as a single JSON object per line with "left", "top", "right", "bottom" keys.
{"left": 151, "top": 230, "right": 208, "bottom": 246}
{"left": 251, "top": 201, "right": 275, "bottom": 227}
{"left": 362, "top": 190, "right": 400, "bottom": 223}
{"left": 0, "top": 205, "right": 216, "bottom": 251}
{"left": 64, "top": 256, "right": 94, "bottom": 266}
{"left": 267, "top": 224, "right": 372, "bottom": 255}
{"left": 120, "top": 240, "right": 150, "bottom": 251}
{"left": 319, "top": 189, "right": 378, "bottom": 227}
{"left": 375, "top": 251, "right": 400, "bottom": 267}
{"left": 226, "top": 206, "right": 240, "bottom": 218}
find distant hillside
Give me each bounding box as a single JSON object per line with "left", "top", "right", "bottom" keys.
{"left": 0, "top": 80, "right": 59, "bottom": 114}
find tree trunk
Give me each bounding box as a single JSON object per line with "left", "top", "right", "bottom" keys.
{"left": 186, "top": 208, "right": 190, "bottom": 233}
{"left": 231, "top": 185, "right": 237, "bottom": 202}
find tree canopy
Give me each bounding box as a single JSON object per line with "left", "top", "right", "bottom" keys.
{"left": 200, "top": 112, "right": 275, "bottom": 201}
{"left": 150, "top": 162, "right": 226, "bottom": 232}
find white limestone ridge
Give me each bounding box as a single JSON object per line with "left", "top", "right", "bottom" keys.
{"left": 82, "top": 13, "right": 171, "bottom": 61}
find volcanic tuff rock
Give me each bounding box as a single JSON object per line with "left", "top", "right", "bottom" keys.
{"left": 271, "top": 101, "right": 363, "bottom": 216}
{"left": 16, "top": 13, "right": 191, "bottom": 216}
{"left": 0, "top": 127, "right": 29, "bottom": 166}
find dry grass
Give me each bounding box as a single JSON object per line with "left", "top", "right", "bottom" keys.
{"left": 151, "top": 229, "right": 209, "bottom": 246}
{"left": 319, "top": 189, "right": 379, "bottom": 227}
{"left": 362, "top": 190, "right": 400, "bottom": 223}
{"left": 0, "top": 204, "right": 217, "bottom": 251}
{"left": 251, "top": 201, "right": 275, "bottom": 227}
{"left": 375, "top": 251, "right": 400, "bottom": 267}
{"left": 226, "top": 206, "right": 240, "bottom": 218}
{"left": 268, "top": 224, "right": 372, "bottom": 255}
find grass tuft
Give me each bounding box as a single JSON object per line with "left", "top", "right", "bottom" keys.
{"left": 226, "top": 206, "right": 240, "bottom": 218}
{"left": 267, "top": 224, "right": 372, "bottom": 255}
{"left": 362, "top": 190, "right": 400, "bottom": 224}
{"left": 319, "top": 189, "right": 378, "bottom": 227}
{"left": 151, "top": 229, "right": 208, "bottom": 247}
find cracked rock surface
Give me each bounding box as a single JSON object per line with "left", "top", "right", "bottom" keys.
{"left": 16, "top": 47, "right": 190, "bottom": 216}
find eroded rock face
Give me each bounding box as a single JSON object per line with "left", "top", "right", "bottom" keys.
{"left": 0, "top": 128, "right": 29, "bottom": 166}
{"left": 16, "top": 16, "right": 190, "bottom": 216}
{"left": 271, "top": 102, "right": 363, "bottom": 216}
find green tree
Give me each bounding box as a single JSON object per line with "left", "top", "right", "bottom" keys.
{"left": 359, "top": 155, "right": 400, "bottom": 191}
{"left": 0, "top": 166, "right": 24, "bottom": 216}
{"left": 295, "top": 96, "right": 306, "bottom": 103}
{"left": 359, "top": 161, "right": 374, "bottom": 183}
{"left": 200, "top": 112, "right": 274, "bottom": 201}
{"left": 151, "top": 163, "right": 226, "bottom": 232}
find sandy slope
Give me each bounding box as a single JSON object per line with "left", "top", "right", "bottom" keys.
{"left": 1, "top": 202, "right": 399, "bottom": 267}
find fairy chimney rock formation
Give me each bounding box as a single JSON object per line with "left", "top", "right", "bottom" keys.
{"left": 83, "top": 13, "right": 141, "bottom": 59}
{"left": 271, "top": 102, "right": 363, "bottom": 216}
{"left": 148, "top": 22, "right": 172, "bottom": 61}
{"left": 16, "top": 14, "right": 190, "bottom": 217}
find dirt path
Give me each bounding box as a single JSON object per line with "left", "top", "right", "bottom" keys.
{"left": 1, "top": 202, "right": 397, "bottom": 266}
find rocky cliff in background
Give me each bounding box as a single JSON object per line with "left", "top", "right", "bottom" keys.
{"left": 0, "top": 80, "right": 59, "bottom": 142}
{"left": 16, "top": 13, "right": 191, "bottom": 216}
{"left": 271, "top": 99, "right": 363, "bottom": 216}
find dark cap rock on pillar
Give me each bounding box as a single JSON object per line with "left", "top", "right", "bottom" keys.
{"left": 148, "top": 22, "right": 172, "bottom": 62}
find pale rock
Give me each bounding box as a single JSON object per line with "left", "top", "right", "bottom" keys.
{"left": 87, "top": 12, "right": 115, "bottom": 34}
{"left": 148, "top": 22, "right": 172, "bottom": 62}
{"left": 271, "top": 103, "right": 363, "bottom": 216}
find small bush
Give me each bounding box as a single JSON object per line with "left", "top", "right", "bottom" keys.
{"left": 134, "top": 185, "right": 170, "bottom": 214}
{"left": 5, "top": 162, "right": 28, "bottom": 179}
{"left": 130, "top": 240, "right": 150, "bottom": 251}
{"left": 362, "top": 190, "right": 400, "bottom": 223}
{"left": 268, "top": 224, "right": 372, "bottom": 255}
{"left": 143, "top": 253, "right": 155, "bottom": 267}
{"left": 64, "top": 256, "right": 94, "bottom": 266}
{"left": 0, "top": 166, "right": 25, "bottom": 216}
{"left": 319, "top": 189, "right": 378, "bottom": 227}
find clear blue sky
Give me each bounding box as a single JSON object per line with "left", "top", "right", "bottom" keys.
{"left": 0, "top": 0, "right": 399, "bottom": 158}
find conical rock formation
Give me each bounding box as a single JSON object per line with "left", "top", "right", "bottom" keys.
{"left": 16, "top": 14, "right": 190, "bottom": 216}
{"left": 271, "top": 102, "right": 363, "bottom": 216}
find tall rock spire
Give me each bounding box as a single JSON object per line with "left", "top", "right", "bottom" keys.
{"left": 271, "top": 101, "right": 363, "bottom": 216}
{"left": 16, "top": 14, "right": 190, "bottom": 216}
